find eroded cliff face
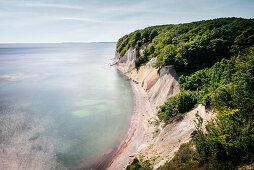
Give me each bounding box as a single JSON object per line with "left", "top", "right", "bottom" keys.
{"left": 113, "top": 47, "right": 213, "bottom": 169}
{"left": 115, "top": 47, "right": 179, "bottom": 114}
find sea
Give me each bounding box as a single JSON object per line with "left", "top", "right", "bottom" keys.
{"left": 0, "top": 43, "right": 132, "bottom": 169}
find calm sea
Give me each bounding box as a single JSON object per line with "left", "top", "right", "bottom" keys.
{"left": 0, "top": 43, "right": 132, "bottom": 169}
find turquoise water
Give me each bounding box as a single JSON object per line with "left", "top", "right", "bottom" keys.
{"left": 0, "top": 43, "right": 132, "bottom": 169}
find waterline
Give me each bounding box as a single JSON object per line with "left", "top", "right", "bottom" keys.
{"left": 0, "top": 43, "right": 132, "bottom": 169}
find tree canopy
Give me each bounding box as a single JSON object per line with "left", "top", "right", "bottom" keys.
{"left": 117, "top": 18, "right": 254, "bottom": 72}
{"left": 120, "top": 18, "right": 254, "bottom": 169}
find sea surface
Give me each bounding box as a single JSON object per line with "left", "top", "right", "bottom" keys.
{"left": 0, "top": 43, "right": 132, "bottom": 169}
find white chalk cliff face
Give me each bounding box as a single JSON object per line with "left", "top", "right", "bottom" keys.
{"left": 113, "top": 47, "right": 213, "bottom": 169}
{"left": 115, "top": 46, "right": 179, "bottom": 113}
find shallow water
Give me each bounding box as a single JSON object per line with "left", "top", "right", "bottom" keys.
{"left": 0, "top": 43, "right": 132, "bottom": 169}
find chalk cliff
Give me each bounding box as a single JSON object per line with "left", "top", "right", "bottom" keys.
{"left": 109, "top": 47, "right": 213, "bottom": 169}
{"left": 115, "top": 46, "right": 179, "bottom": 113}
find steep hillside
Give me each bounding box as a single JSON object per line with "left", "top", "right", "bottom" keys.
{"left": 110, "top": 43, "right": 214, "bottom": 170}
{"left": 113, "top": 18, "right": 254, "bottom": 169}
{"left": 117, "top": 17, "right": 253, "bottom": 72}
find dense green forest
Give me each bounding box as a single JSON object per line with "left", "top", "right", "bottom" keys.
{"left": 118, "top": 18, "right": 254, "bottom": 169}
{"left": 159, "top": 47, "right": 254, "bottom": 169}
{"left": 117, "top": 17, "right": 254, "bottom": 72}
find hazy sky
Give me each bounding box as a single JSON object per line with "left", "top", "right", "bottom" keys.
{"left": 0, "top": 0, "right": 253, "bottom": 43}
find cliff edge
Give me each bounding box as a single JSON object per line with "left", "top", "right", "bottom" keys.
{"left": 108, "top": 46, "right": 214, "bottom": 169}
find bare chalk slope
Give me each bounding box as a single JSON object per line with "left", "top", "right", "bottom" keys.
{"left": 108, "top": 46, "right": 214, "bottom": 169}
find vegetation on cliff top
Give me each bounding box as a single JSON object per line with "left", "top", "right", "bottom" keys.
{"left": 117, "top": 17, "right": 254, "bottom": 72}
{"left": 159, "top": 47, "right": 254, "bottom": 169}
{"left": 119, "top": 18, "right": 254, "bottom": 169}
{"left": 158, "top": 55, "right": 236, "bottom": 121}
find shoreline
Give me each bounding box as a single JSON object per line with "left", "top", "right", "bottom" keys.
{"left": 105, "top": 65, "right": 153, "bottom": 170}
{"left": 105, "top": 48, "right": 214, "bottom": 169}
{"left": 84, "top": 66, "right": 147, "bottom": 170}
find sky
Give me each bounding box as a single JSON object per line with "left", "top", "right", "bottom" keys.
{"left": 0, "top": 0, "right": 253, "bottom": 43}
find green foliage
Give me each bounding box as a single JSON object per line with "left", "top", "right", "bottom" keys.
{"left": 179, "top": 57, "right": 236, "bottom": 105}
{"left": 158, "top": 56, "right": 237, "bottom": 121}
{"left": 158, "top": 47, "right": 254, "bottom": 169}
{"left": 159, "top": 113, "right": 238, "bottom": 170}
{"left": 211, "top": 47, "right": 254, "bottom": 115}
{"left": 126, "top": 158, "right": 152, "bottom": 170}
{"left": 117, "top": 18, "right": 254, "bottom": 71}
{"left": 158, "top": 142, "right": 200, "bottom": 170}
{"left": 135, "top": 55, "right": 148, "bottom": 69}
{"left": 118, "top": 18, "right": 254, "bottom": 168}
{"left": 158, "top": 90, "right": 197, "bottom": 121}
{"left": 193, "top": 47, "right": 254, "bottom": 167}
{"left": 116, "top": 27, "right": 162, "bottom": 58}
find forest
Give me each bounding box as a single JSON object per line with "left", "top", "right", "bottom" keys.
{"left": 117, "top": 18, "right": 253, "bottom": 72}
{"left": 121, "top": 18, "right": 254, "bottom": 169}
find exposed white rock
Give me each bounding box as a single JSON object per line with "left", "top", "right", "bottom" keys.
{"left": 111, "top": 48, "right": 214, "bottom": 170}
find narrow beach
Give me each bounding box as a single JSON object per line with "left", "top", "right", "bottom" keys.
{"left": 106, "top": 66, "right": 154, "bottom": 170}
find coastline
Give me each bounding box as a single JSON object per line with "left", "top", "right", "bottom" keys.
{"left": 106, "top": 66, "right": 153, "bottom": 170}
{"left": 85, "top": 68, "right": 138, "bottom": 170}
{"left": 105, "top": 48, "right": 180, "bottom": 169}
{"left": 106, "top": 49, "right": 214, "bottom": 169}
{"left": 84, "top": 66, "right": 148, "bottom": 170}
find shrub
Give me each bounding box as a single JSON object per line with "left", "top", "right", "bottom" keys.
{"left": 158, "top": 90, "right": 197, "bottom": 121}
{"left": 126, "top": 158, "right": 152, "bottom": 170}
{"left": 116, "top": 18, "right": 254, "bottom": 72}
